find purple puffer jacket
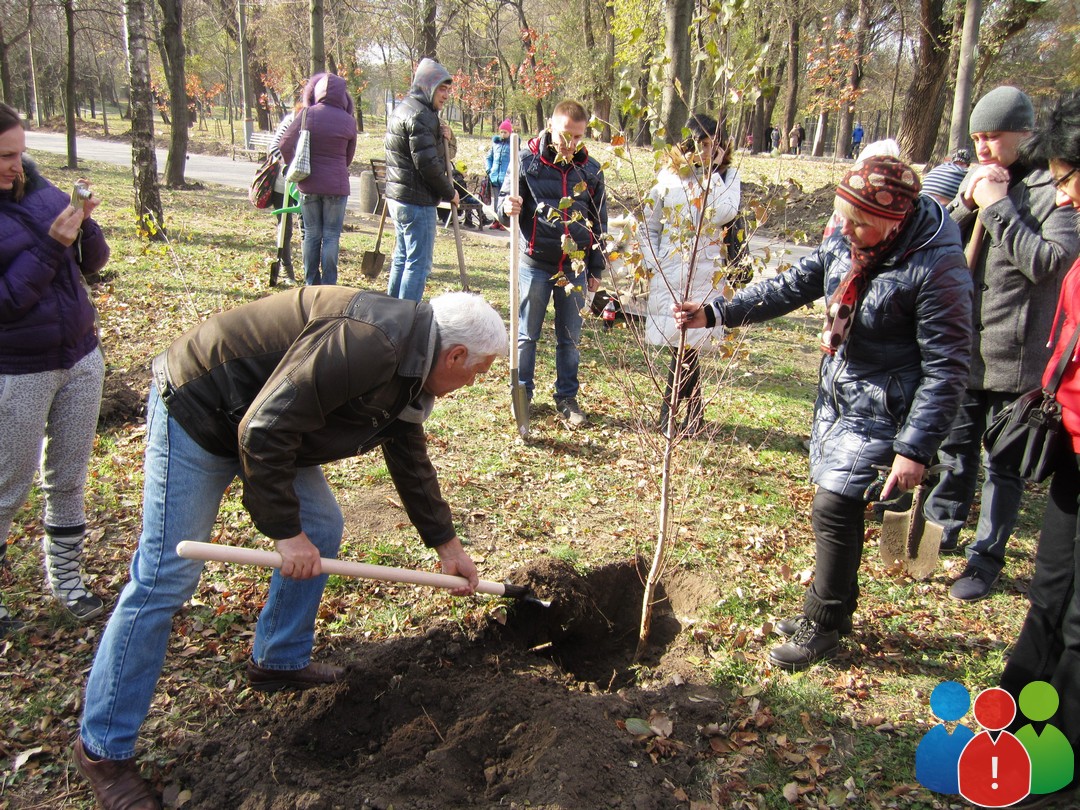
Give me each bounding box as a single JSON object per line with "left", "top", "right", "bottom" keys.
{"left": 0, "top": 159, "right": 109, "bottom": 374}
{"left": 279, "top": 73, "right": 358, "bottom": 197}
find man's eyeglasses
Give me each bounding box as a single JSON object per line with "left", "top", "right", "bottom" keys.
{"left": 1053, "top": 167, "right": 1078, "bottom": 190}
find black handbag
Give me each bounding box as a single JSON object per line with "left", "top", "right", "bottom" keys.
{"left": 983, "top": 324, "right": 1080, "bottom": 483}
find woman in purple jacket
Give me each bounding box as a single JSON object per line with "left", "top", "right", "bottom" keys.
{"left": 280, "top": 73, "right": 357, "bottom": 286}
{"left": 0, "top": 103, "right": 111, "bottom": 636}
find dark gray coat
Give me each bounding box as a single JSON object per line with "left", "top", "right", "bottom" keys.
{"left": 949, "top": 164, "right": 1080, "bottom": 393}
{"left": 712, "top": 198, "right": 974, "bottom": 499}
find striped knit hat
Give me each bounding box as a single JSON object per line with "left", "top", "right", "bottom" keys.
{"left": 836, "top": 155, "right": 921, "bottom": 221}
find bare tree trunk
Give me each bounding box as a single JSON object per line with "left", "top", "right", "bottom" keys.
{"left": 310, "top": 0, "right": 325, "bottom": 74}
{"left": 949, "top": 0, "right": 981, "bottom": 153}
{"left": 421, "top": 0, "right": 437, "bottom": 59}
{"left": 125, "top": 0, "right": 166, "bottom": 239}
{"left": 159, "top": 0, "right": 188, "bottom": 187}
{"left": 64, "top": 0, "right": 77, "bottom": 169}
{"left": 661, "top": 0, "right": 692, "bottom": 143}
{"left": 886, "top": 0, "right": 905, "bottom": 135}
{"left": 895, "top": 0, "right": 952, "bottom": 162}
{"left": 781, "top": 0, "right": 802, "bottom": 152}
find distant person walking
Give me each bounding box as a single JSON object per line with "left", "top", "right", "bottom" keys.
{"left": 279, "top": 73, "right": 357, "bottom": 286}
{"left": 384, "top": 58, "right": 459, "bottom": 302}
{"left": 850, "top": 122, "right": 864, "bottom": 159}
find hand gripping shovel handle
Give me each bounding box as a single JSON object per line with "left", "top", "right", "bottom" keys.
{"left": 176, "top": 541, "right": 543, "bottom": 604}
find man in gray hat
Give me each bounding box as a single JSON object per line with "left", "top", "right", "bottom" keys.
{"left": 924, "top": 86, "right": 1080, "bottom": 601}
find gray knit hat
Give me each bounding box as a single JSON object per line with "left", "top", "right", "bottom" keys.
{"left": 969, "top": 86, "right": 1034, "bottom": 134}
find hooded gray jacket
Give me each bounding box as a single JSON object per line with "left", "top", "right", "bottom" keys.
{"left": 384, "top": 59, "right": 455, "bottom": 206}
{"left": 711, "top": 197, "right": 974, "bottom": 499}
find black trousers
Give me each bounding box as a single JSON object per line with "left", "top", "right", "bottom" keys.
{"left": 803, "top": 488, "right": 865, "bottom": 630}
{"left": 1001, "top": 451, "right": 1080, "bottom": 752}
{"left": 661, "top": 347, "right": 701, "bottom": 422}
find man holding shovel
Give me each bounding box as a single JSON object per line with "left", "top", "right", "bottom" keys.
{"left": 384, "top": 58, "right": 459, "bottom": 302}
{"left": 73, "top": 288, "right": 505, "bottom": 810}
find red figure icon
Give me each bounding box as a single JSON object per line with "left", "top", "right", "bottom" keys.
{"left": 959, "top": 688, "right": 1031, "bottom": 807}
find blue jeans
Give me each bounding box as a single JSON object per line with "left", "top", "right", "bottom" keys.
{"left": 924, "top": 389, "right": 1026, "bottom": 577}
{"left": 517, "top": 264, "right": 585, "bottom": 401}
{"left": 300, "top": 193, "right": 348, "bottom": 286}
{"left": 79, "top": 387, "right": 344, "bottom": 760}
{"left": 387, "top": 201, "right": 437, "bottom": 302}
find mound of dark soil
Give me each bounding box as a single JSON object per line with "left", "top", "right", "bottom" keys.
{"left": 171, "top": 559, "right": 732, "bottom": 809}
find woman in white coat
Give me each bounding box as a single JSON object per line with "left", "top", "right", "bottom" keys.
{"left": 643, "top": 114, "right": 741, "bottom": 436}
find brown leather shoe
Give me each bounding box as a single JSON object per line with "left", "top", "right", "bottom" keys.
{"left": 246, "top": 660, "right": 345, "bottom": 692}
{"left": 73, "top": 738, "right": 160, "bottom": 810}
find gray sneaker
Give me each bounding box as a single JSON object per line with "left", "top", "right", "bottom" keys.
{"left": 949, "top": 566, "right": 998, "bottom": 601}
{"left": 554, "top": 397, "right": 588, "bottom": 427}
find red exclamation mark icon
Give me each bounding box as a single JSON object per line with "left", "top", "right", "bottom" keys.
{"left": 991, "top": 756, "right": 999, "bottom": 790}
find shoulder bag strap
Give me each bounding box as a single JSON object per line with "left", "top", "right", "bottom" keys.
{"left": 1046, "top": 324, "right": 1080, "bottom": 395}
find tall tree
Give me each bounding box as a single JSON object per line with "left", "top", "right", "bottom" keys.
{"left": 780, "top": 0, "right": 804, "bottom": 151}
{"left": 0, "top": 3, "right": 30, "bottom": 104}
{"left": 311, "top": 0, "right": 325, "bottom": 73}
{"left": 895, "top": 0, "right": 951, "bottom": 162}
{"left": 158, "top": 0, "right": 189, "bottom": 186}
{"left": 63, "top": 0, "right": 77, "bottom": 169}
{"left": 660, "top": 0, "right": 692, "bottom": 142}
{"left": 125, "top": 0, "right": 165, "bottom": 238}
{"left": 948, "top": 0, "right": 981, "bottom": 153}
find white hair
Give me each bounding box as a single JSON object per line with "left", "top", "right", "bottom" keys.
{"left": 430, "top": 292, "right": 508, "bottom": 367}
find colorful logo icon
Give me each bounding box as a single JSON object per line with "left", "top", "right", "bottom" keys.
{"left": 916, "top": 680, "right": 1074, "bottom": 806}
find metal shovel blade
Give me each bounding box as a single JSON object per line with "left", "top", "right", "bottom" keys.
{"left": 878, "top": 483, "right": 943, "bottom": 580}
{"left": 360, "top": 250, "right": 385, "bottom": 279}
{"left": 511, "top": 370, "right": 529, "bottom": 438}
{"left": 361, "top": 206, "right": 389, "bottom": 279}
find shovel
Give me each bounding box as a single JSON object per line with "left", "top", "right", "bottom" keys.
{"left": 507, "top": 134, "right": 529, "bottom": 438}
{"left": 176, "top": 540, "right": 550, "bottom": 607}
{"left": 443, "top": 139, "right": 470, "bottom": 292}
{"left": 876, "top": 463, "right": 952, "bottom": 580}
{"left": 360, "top": 204, "right": 388, "bottom": 279}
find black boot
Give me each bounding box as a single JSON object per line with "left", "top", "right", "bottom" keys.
{"left": 768, "top": 618, "right": 839, "bottom": 671}
{"left": 775, "top": 613, "right": 853, "bottom": 638}
{"left": 269, "top": 261, "right": 280, "bottom": 287}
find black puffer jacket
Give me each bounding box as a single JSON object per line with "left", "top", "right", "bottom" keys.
{"left": 499, "top": 130, "right": 607, "bottom": 278}
{"left": 384, "top": 59, "right": 455, "bottom": 206}
{"left": 713, "top": 197, "right": 974, "bottom": 499}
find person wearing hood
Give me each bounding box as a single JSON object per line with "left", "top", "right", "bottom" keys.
{"left": 0, "top": 103, "right": 111, "bottom": 636}
{"left": 675, "top": 156, "right": 974, "bottom": 671}
{"left": 923, "top": 86, "right": 1080, "bottom": 602}
{"left": 384, "top": 58, "right": 459, "bottom": 302}
{"left": 279, "top": 72, "right": 357, "bottom": 287}
{"left": 499, "top": 99, "right": 608, "bottom": 427}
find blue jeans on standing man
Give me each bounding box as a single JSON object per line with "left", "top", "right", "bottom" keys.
{"left": 300, "top": 193, "right": 348, "bottom": 286}
{"left": 923, "top": 389, "right": 1027, "bottom": 578}
{"left": 517, "top": 264, "right": 586, "bottom": 402}
{"left": 387, "top": 201, "right": 437, "bottom": 302}
{"left": 79, "top": 386, "right": 344, "bottom": 761}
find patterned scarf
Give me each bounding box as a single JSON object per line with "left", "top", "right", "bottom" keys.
{"left": 820, "top": 156, "right": 921, "bottom": 355}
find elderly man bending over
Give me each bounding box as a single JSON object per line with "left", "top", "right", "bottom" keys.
{"left": 73, "top": 288, "right": 505, "bottom": 810}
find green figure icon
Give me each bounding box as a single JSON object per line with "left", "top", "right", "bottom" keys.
{"left": 1014, "top": 681, "right": 1074, "bottom": 794}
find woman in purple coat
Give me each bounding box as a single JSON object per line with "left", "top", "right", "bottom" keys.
{"left": 280, "top": 73, "right": 357, "bottom": 286}
{"left": 0, "top": 103, "right": 111, "bottom": 635}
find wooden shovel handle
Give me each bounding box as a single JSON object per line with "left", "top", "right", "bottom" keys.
{"left": 176, "top": 540, "right": 513, "bottom": 598}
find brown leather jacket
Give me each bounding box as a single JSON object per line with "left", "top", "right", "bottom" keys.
{"left": 151, "top": 287, "right": 454, "bottom": 545}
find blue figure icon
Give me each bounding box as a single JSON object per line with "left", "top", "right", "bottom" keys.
{"left": 917, "top": 680, "right": 976, "bottom": 794}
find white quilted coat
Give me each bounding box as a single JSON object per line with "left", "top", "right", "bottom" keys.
{"left": 642, "top": 165, "right": 741, "bottom": 350}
